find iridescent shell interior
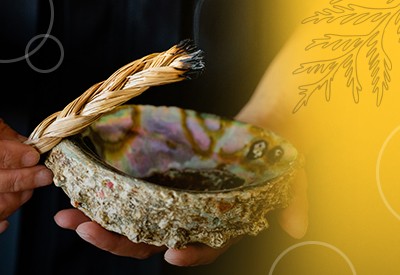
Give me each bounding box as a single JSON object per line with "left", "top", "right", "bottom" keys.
{"left": 79, "top": 104, "right": 298, "bottom": 192}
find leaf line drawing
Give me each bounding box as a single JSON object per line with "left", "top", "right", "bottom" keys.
{"left": 292, "top": 0, "right": 400, "bottom": 113}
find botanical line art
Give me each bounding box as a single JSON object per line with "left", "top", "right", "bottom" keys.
{"left": 292, "top": 0, "right": 400, "bottom": 113}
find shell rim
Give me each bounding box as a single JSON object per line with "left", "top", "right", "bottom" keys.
{"left": 69, "top": 105, "right": 300, "bottom": 194}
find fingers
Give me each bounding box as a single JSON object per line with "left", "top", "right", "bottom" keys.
{"left": 0, "top": 166, "right": 53, "bottom": 193}
{"left": 76, "top": 222, "right": 166, "bottom": 259}
{"left": 55, "top": 209, "right": 239, "bottom": 265}
{"left": 54, "top": 209, "right": 91, "bottom": 229}
{"left": 278, "top": 168, "right": 309, "bottom": 239}
{"left": 164, "top": 237, "right": 240, "bottom": 266}
{"left": 54, "top": 209, "right": 166, "bottom": 259}
{"left": 0, "top": 136, "right": 53, "bottom": 193}
{"left": 0, "top": 119, "right": 52, "bottom": 233}
{"left": 0, "top": 140, "right": 41, "bottom": 169}
{"left": 0, "top": 119, "right": 39, "bottom": 169}
{"left": 56, "top": 209, "right": 240, "bottom": 265}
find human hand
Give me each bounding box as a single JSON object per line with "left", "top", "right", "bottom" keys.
{"left": 0, "top": 119, "right": 54, "bottom": 233}
{"left": 54, "top": 208, "right": 238, "bottom": 266}
{"left": 235, "top": 110, "right": 309, "bottom": 240}
{"left": 53, "top": 128, "right": 307, "bottom": 266}
{"left": 53, "top": 171, "right": 306, "bottom": 267}
{"left": 53, "top": 172, "right": 306, "bottom": 266}
{"left": 52, "top": 93, "right": 308, "bottom": 266}
{"left": 276, "top": 168, "right": 308, "bottom": 239}
{"left": 53, "top": 146, "right": 307, "bottom": 267}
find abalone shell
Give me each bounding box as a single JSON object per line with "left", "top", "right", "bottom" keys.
{"left": 45, "top": 104, "right": 301, "bottom": 249}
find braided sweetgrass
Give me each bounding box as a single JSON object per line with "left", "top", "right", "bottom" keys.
{"left": 26, "top": 40, "right": 205, "bottom": 153}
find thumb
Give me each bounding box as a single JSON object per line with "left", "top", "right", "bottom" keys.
{"left": 278, "top": 168, "right": 309, "bottom": 239}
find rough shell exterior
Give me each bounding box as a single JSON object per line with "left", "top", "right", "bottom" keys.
{"left": 45, "top": 105, "right": 301, "bottom": 249}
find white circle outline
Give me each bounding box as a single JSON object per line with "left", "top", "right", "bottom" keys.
{"left": 376, "top": 125, "right": 400, "bottom": 221}
{"left": 268, "top": 241, "right": 357, "bottom": 275}
{"left": 0, "top": 0, "right": 56, "bottom": 64}
{"left": 25, "top": 34, "right": 64, "bottom": 73}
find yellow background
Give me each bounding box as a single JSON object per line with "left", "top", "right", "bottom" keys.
{"left": 261, "top": 0, "right": 400, "bottom": 274}
{"left": 180, "top": 1, "right": 400, "bottom": 274}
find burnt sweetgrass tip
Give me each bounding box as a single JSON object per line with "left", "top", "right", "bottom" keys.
{"left": 26, "top": 41, "right": 206, "bottom": 154}
{"left": 175, "top": 39, "right": 205, "bottom": 79}
{"left": 181, "top": 50, "right": 205, "bottom": 80}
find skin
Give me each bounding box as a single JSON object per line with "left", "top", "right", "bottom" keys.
{"left": 0, "top": 64, "right": 309, "bottom": 268}
{"left": 0, "top": 119, "right": 54, "bottom": 233}
{"left": 0, "top": 102, "right": 308, "bottom": 267}
{"left": 0, "top": 115, "right": 307, "bottom": 268}
{"left": 0, "top": 23, "right": 311, "bottom": 265}
{"left": 51, "top": 94, "right": 309, "bottom": 266}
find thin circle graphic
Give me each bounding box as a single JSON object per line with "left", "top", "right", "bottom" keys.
{"left": 376, "top": 125, "right": 400, "bottom": 221}
{"left": 269, "top": 241, "right": 357, "bottom": 275}
{"left": 25, "top": 34, "right": 64, "bottom": 73}
{"left": 0, "top": 0, "right": 54, "bottom": 63}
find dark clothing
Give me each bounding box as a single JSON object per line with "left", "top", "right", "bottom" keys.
{"left": 1, "top": 1, "right": 192, "bottom": 274}
{"left": 0, "top": 1, "right": 271, "bottom": 274}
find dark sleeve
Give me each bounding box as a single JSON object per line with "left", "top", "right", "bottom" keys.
{"left": 2, "top": 1, "right": 187, "bottom": 274}
{"left": 0, "top": 1, "right": 271, "bottom": 274}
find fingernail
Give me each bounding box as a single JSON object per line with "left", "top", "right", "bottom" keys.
{"left": 35, "top": 168, "right": 54, "bottom": 186}
{"left": 76, "top": 226, "right": 92, "bottom": 243}
{"left": 22, "top": 151, "right": 40, "bottom": 167}
{"left": 76, "top": 228, "right": 88, "bottom": 239}
{"left": 164, "top": 249, "right": 190, "bottom": 266}
{"left": 164, "top": 250, "right": 176, "bottom": 264}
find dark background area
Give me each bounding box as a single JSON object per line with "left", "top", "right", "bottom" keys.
{"left": 0, "top": 1, "right": 301, "bottom": 274}
{"left": 0, "top": 0, "right": 283, "bottom": 123}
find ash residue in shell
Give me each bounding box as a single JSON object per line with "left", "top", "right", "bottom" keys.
{"left": 141, "top": 168, "right": 245, "bottom": 191}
